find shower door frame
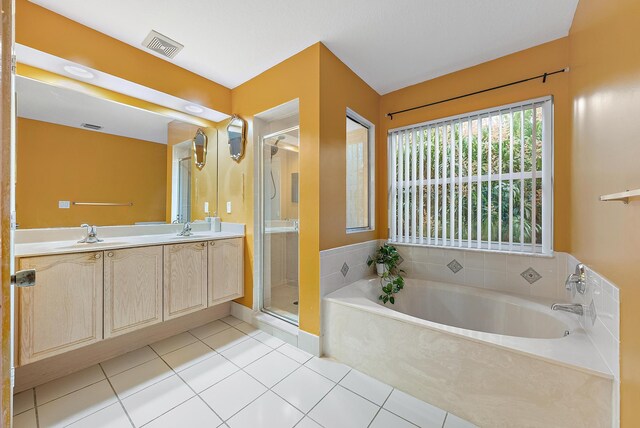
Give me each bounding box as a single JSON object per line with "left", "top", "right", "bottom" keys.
{"left": 258, "top": 126, "right": 300, "bottom": 326}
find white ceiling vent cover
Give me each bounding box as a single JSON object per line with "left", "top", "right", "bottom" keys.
{"left": 141, "top": 30, "right": 184, "bottom": 59}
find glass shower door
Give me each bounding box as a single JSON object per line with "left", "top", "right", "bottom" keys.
{"left": 261, "top": 127, "right": 300, "bottom": 324}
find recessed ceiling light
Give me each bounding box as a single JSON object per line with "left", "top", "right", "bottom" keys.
{"left": 63, "top": 65, "right": 95, "bottom": 79}
{"left": 185, "top": 104, "right": 204, "bottom": 114}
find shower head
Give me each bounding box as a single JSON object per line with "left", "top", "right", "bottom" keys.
{"left": 270, "top": 135, "right": 285, "bottom": 157}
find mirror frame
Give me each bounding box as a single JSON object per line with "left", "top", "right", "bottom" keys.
{"left": 227, "top": 114, "right": 246, "bottom": 162}
{"left": 193, "top": 128, "right": 208, "bottom": 169}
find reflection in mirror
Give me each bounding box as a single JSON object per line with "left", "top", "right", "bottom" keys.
{"left": 192, "top": 128, "right": 207, "bottom": 169}
{"left": 227, "top": 114, "right": 246, "bottom": 161}
{"left": 15, "top": 75, "right": 218, "bottom": 229}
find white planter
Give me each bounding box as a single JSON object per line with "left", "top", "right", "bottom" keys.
{"left": 376, "top": 263, "right": 386, "bottom": 277}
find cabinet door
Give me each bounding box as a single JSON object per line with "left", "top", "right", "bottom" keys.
{"left": 208, "top": 238, "right": 244, "bottom": 306}
{"left": 164, "top": 242, "right": 208, "bottom": 320}
{"left": 18, "top": 252, "right": 103, "bottom": 365}
{"left": 104, "top": 246, "right": 163, "bottom": 338}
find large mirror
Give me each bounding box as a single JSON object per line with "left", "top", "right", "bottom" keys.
{"left": 16, "top": 75, "right": 218, "bottom": 229}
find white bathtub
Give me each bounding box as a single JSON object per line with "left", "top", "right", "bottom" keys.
{"left": 323, "top": 278, "right": 614, "bottom": 427}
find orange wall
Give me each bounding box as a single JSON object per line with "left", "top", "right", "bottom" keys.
{"left": 229, "top": 44, "right": 321, "bottom": 334}
{"left": 15, "top": 0, "right": 231, "bottom": 115}
{"left": 17, "top": 118, "right": 166, "bottom": 228}
{"left": 568, "top": 0, "right": 640, "bottom": 424}
{"left": 379, "top": 38, "right": 571, "bottom": 251}
{"left": 318, "top": 45, "right": 380, "bottom": 250}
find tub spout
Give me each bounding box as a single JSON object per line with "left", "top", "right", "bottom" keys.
{"left": 551, "top": 303, "right": 584, "bottom": 316}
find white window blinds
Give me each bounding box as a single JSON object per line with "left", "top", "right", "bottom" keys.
{"left": 388, "top": 97, "right": 553, "bottom": 254}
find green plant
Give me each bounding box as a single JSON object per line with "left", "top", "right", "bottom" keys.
{"left": 367, "top": 244, "right": 405, "bottom": 304}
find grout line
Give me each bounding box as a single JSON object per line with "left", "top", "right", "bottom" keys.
{"left": 99, "top": 347, "right": 158, "bottom": 378}
{"left": 35, "top": 374, "right": 107, "bottom": 407}
{"left": 98, "top": 364, "right": 135, "bottom": 428}
{"left": 442, "top": 412, "right": 449, "bottom": 428}
{"left": 33, "top": 388, "right": 40, "bottom": 428}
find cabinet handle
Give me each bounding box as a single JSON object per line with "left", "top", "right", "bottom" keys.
{"left": 200, "top": 242, "right": 206, "bottom": 247}
{"left": 107, "top": 252, "right": 114, "bottom": 257}
{"left": 209, "top": 241, "right": 215, "bottom": 246}
{"left": 94, "top": 253, "right": 102, "bottom": 259}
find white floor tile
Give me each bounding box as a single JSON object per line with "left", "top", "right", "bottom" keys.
{"left": 199, "top": 371, "right": 267, "bottom": 420}
{"left": 384, "top": 389, "right": 447, "bottom": 428}
{"left": 202, "top": 327, "right": 250, "bottom": 351}
{"left": 109, "top": 358, "right": 173, "bottom": 399}
{"left": 161, "top": 340, "right": 217, "bottom": 372}
{"left": 370, "top": 409, "right": 417, "bottom": 428}
{"left": 144, "top": 396, "right": 222, "bottom": 428}
{"left": 294, "top": 417, "right": 323, "bottom": 428}
{"left": 339, "top": 370, "right": 392, "bottom": 406}
{"left": 67, "top": 402, "right": 132, "bottom": 428}
{"left": 121, "top": 375, "right": 194, "bottom": 427}
{"left": 179, "top": 353, "right": 239, "bottom": 393}
{"left": 37, "top": 380, "right": 117, "bottom": 428}
{"left": 150, "top": 331, "right": 198, "bottom": 355}
{"left": 101, "top": 346, "right": 157, "bottom": 377}
{"left": 444, "top": 413, "right": 479, "bottom": 428}
{"left": 221, "top": 315, "right": 243, "bottom": 326}
{"left": 220, "top": 338, "right": 272, "bottom": 367}
{"left": 272, "top": 366, "right": 334, "bottom": 413}
{"left": 277, "top": 343, "right": 313, "bottom": 364}
{"left": 254, "top": 331, "right": 286, "bottom": 348}
{"left": 308, "top": 385, "right": 379, "bottom": 428}
{"left": 13, "top": 389, "right": 34, "bottom": 415}
{"left": 244, "top": 351, "right": 300, "bottom": 388}
{"left": 304, "top": 357, "right": 351, "bottom": 382}
{"left": 13, "top": 408, "right": 37, "bottom": 428}
{"left": 227, "top": 391, "right": 303, "bottom": 428}
{"left": 235, "top": 322, "right": 260, "bottom": 336}
{"left": 190, "top": 320, "right": 231, "bottom": 340}
{"left": 36, "top": 365, "right": 105, "bottom": 405}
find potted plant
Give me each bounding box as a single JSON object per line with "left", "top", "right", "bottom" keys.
{"left": 367, "top": 244, "right": 405, "bottom": 304}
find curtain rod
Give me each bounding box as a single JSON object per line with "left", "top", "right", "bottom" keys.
{"left": 386, "top": 67, "right": 569, "bottom": 120}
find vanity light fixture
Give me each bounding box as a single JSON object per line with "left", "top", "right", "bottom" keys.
{"left": 63, "top": 65, "right": 95, "bottom": 79}
{"left": 185, "top": 104, "right": 205, "bottom": 114}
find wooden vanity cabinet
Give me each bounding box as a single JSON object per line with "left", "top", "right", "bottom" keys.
{"left": 163, "top": 242, "right": 208, "bottom": 320}
{"left": 18, "top": 252, "right": 104, "bottom": 365}
{"left": 104, "top": 246, "right": 163, "bottom": 338}
{"left": 208, "top": 238, "right": 244, "bottom": 305}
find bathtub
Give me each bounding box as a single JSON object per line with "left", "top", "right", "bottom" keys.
{"left": 323, "top": 278, "right": 614, "bottom": 427}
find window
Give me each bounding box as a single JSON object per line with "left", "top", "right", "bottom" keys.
{"left": 346, "top": 110, "right": 375, "bottom": 232}
{"left": 388, "top": 97, "right": 553, "bottom": 254}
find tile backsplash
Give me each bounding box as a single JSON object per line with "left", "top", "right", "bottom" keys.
{"left": 320, "top": 240, "right": 379, "bottom": 297}
{"left": 393, "top": 244, "right": 569, "bottom": 302}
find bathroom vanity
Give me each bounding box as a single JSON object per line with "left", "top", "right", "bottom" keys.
{"left": 15, "top": 227, "right": 244, "bottom": 366}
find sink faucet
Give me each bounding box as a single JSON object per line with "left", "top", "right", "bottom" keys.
{"left": 551, "top": 303, "right": 585, "bottom": 316}
{"left": 177, "top": 222, "right": 193, "bottom": 237}
{"left": 78, "top": 224, "right": 103, "bottom": 244}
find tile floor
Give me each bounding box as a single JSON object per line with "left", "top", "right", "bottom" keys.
{"left": 13, "top": 315, "right": 476, "bottom": 428}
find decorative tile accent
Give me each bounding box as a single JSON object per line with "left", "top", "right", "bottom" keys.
{"left": 589, "top": 299, "right": 597, "bottom": 326}
{"left": 520, "top": 267, "right": 542, "bottom": 284}
{"left": 397, "top": 255, "right": 404, "bottom": 266}
{"left": 366, "top": 255, "right": 373, "bottom": 265}
{"left": 447, "top": 259, "right": 463, "bottom": 274}
{"left": 341, "top": 262, "right": 349, "bottom": 277}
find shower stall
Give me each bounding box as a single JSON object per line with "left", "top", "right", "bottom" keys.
{"left": 260, "top": 125, "right": 300, "bottom": 324}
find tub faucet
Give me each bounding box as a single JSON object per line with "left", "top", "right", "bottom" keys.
{"left": 78, "top": 224, "right": 103, "bottom": 244}
{"left": 565, "top": 263, "right": 587, "bottom": 294}
{"left": 551, "top": 303, "right": 585, "bottom": 316}
{"left": 177, "top": 222, "right": 193, "bottom": 236}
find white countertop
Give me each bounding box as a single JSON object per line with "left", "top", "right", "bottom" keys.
{"left": 15, "top": 231, "right": 244, "bottom": 258}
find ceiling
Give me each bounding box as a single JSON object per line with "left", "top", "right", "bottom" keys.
{"left": 30, "top": 0, "right": 579, "bottom": 95}
{"left": 17, "top": 76, "right": 174, "bottom": 144}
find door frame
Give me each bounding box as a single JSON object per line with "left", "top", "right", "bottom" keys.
{"left": 1, "top": 0, "right": 15, "bottom": 424}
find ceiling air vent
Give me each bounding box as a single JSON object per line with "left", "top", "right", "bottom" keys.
{"left": 141, "top": 30, "right": 184, "bottom": 59}
{"left": 81, "top": 123, "right": 102, "bottom": 131}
